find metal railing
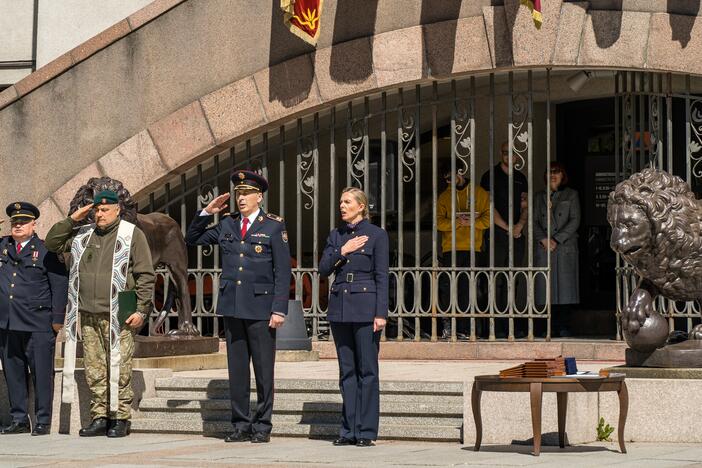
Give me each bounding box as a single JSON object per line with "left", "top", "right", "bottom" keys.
{"left": 142, "top": 70, "right": 558, "bottom": 341}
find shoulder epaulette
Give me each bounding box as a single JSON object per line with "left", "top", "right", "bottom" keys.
{"left": 266, "top": 213, "right": 284, "bottom": 223}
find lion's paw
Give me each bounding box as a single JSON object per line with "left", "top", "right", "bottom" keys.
{"left": 690, "top": 324, "right": 702, "bottom": 340}
{"left": 167, "top": 321, "right": 201, "bottom": 337}
{"left": 622, "top": 288, "right": 668, "bottom": 352}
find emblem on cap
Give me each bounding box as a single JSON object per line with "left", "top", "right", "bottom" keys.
{"left": 238, "top": 172, "right": 245, "bottom": 180}
{"left": 14, "top": 203, "right": 20, "bottom": 210}
{"left": 102, "top": 198, "right": 107, "bottom": 204}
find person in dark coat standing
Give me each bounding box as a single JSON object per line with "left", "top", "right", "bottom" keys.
{"left": 185, "top": 170, "right": 291, "bottom": 444}
{"left": 319, "top": 187, "right": 389, "bottom": 447}
{"left": 0, "top": 202, "right": 68, "bottom": 436}
{"left": 534, "top": 162, "right": 581, "bottom": 337}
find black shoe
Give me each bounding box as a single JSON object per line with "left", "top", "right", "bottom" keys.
{"left": 79, "top": 417, "right": 108, "bottom": 437}
{"left": 106, "top": 419, "right": 131, "bottom": 438}
{"left": 224, "top": 429, "right": 252, "bottom": 443}
{"left": 250, "top": 431, "right": 270, "bottom": 443}
{"left": 0, "top": 422, "right": 30, "bottom": 434}
{"left": 31, "top": 424, "right": 51, "bottom": 436}
{"left": 356, "top": 438, "right": 374, "bottom": 447}
{"left": 333, "top": 437, "right": 356, "bottom": 446}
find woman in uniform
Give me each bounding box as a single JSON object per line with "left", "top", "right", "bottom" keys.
{"left": 319, "top": 187, "right": 389, "bottom": 447}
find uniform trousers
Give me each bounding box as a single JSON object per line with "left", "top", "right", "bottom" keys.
{"left": 81, "top": 313, "right": 135, "bottom": 420}
{"left": 330, "top": 322, "right": 380, "bottom": 440}
{"left": 224, "top": 317, "right": 276, "bottom": 434}
{"left": 0, "top": 328, "right": 55, "bottom": 425}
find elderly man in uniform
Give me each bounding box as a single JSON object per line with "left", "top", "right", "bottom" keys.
{"left": 0, "top": 202, "right": 68, "bottom": 436}
{"left": 45, "top": 190, "right": 154, "bottom": 438}
{"left": 186, "top": 170, "right": 291, "bottom": 444}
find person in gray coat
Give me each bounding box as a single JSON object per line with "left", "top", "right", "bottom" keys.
{"left": 534, "top": 162, "right": 580, "bottom": 337}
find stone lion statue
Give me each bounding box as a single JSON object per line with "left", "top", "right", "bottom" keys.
{"left": 68, "top": 177, "right": 198, "bottom": 336}
{"left": 608, "top": 168, "right": 702, "bottom": 352}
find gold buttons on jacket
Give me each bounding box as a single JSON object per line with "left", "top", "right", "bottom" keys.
{"left": 344, "top": 289, "right": 348, "bottom": 293}
{"left": 240, "top": 241, "right": 245, "bottom": 245}
{"left": 240, "top": 253, "right": 244, "bottom": 257}
{"left": 9, "top": 295, "right": 12, "bottom": 299}
{"left": 10, "top": 284, "right": 14, "bottom": 288}
{"left": 237, "top": 280, "right": 241, "bottom": 285}
{"left": 238, "top": 267, "right": 243, "bottom": 271}
{"left": 12, "top": 272, "right": 16, "bottom": 277}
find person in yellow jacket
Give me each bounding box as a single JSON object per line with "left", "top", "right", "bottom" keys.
{"left": 437, "top": 164, "right": 490, "bottom": 339}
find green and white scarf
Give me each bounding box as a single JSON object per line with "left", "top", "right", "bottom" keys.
{"left": 62, "top": 220, "right": 135, "bottom": 414}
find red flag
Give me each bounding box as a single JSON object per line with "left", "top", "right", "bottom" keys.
{"left": 281, "top": 0, "right": 323, "bottom": 46}
{"left": 520, "top": 0, "right": 543, "bottom": 29}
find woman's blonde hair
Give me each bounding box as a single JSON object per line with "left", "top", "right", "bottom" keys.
{"left": 341, "top": 187, "right": 370, "bottom": 220}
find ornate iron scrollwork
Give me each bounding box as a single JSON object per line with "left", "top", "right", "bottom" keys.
{"left": 348, "top": 117, "right": 366, "bottom": 189}
{"left": 197, "top": 185, "right": 217, "bottom": 257}
{"left": 648, "top": 96, "right": 661, "bottom": 168}
{"left": 399, "top": 106, "right": 417, "bottom": 183}
{"left": 510, "top": 94, "right": 528, "bottom": 171}
{"left": 452, "top": 98, "right": 472, "bottom": 176}
{"left": 689, "top": 98, "right": 702, "bottom": 180}
{"left": 298, "top": 135, "right": 316, "bottom": 210}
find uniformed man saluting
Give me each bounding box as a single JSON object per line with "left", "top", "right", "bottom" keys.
{"left": 0, "top": 202, "right": 68, "bottom": 436}
{"left": 186, "top": 170, "right": 291, "bottom": 444}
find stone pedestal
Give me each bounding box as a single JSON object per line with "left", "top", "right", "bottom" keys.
{"left": 134, "top": 335, "right": 219, "bottom": 358}
{"left": 625, "top": 340, "right": 702, "bottom": 368}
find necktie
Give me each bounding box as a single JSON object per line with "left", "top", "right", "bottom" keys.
{"left": 16, "top": 243, "right": 22, "bottom": 254}
{"left": 241, "top": 217, "right": 249, "bottom": 238}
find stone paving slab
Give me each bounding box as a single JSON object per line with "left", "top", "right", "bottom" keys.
{"left": 0, "top": 434, "right": 701, "bottom": 467}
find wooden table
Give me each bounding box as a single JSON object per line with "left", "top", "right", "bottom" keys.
{"left": 471, "top": 374, "right": 628, "bottom": 456}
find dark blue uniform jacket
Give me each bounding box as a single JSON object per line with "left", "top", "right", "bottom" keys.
{"left": 319, "top": 220, "right": 389, "bottom": 323}
{"left": 186, "top": 210, "right": 292, "bottom": 320}
{"left": 0, "top": 235, "right": 68, "bottom": 332}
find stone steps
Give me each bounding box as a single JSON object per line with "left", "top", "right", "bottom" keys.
{"left": 132, "top": 378, "right": 464, "bottom": 441}
{"left": 153, "top": 377, "right": 463, "bottom": 394}
{"left": 130, "top": 419, "right": 462, "bottom": 441}
{"left": 138, "top": 397, "right": 462, "bottom": 415}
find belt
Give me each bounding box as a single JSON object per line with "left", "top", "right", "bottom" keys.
{"left": 335, "top": 272, "right": 373, "bottom": 284}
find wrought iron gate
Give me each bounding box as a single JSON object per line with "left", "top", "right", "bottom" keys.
{"left": 143, "top": 70, "right": 558, "bottom": 341}
{"left": 614, "top": 71, "right": 702, "bottom": 338}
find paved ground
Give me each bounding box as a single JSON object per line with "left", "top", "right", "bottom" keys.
{"left": 0, "top": 433, "right": 700, "bottom": 467}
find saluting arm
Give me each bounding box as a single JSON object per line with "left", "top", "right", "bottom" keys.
{"left": 44, "top": 217, "right": 76, "bottom": 253}
{"left": 185, "top": 212, "right": 222, "bottom": 246}
{"left": 318, "top": 232, "right": 346, "bottom": 277}
{"left": 131, "top": 229, "right": 156, "bottom": 314}
{"left": 374, "top": 230, "right": 390, "bottom": 319}
{"left": 271, "top": 223, "right": 292, "bottom": 315}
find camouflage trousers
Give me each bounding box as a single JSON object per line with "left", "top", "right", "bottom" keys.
{"left": 81, "top": 313, "right": 135, "bottom": 420}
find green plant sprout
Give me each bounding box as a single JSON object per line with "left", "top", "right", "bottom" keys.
{"left": 596, "top": 417, "right": 614, "bottom": 442}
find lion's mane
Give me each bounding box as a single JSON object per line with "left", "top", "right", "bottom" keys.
{"left": 607, "top": 168, "right": 702, "bottom": 300}
{"left": 67, "top": 177, "right": 138, "bottom": 225}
